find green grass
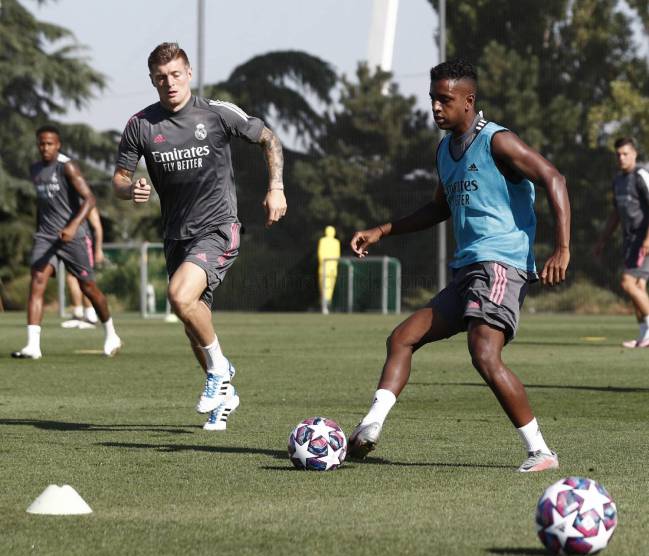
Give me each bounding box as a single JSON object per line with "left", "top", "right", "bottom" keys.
{"left": 0, "top": 311, "right": 647, "bottom": 555}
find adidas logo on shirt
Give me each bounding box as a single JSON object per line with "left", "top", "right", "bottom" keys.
{"left": 467, "top": 163, "right": 479, "bottom": 172}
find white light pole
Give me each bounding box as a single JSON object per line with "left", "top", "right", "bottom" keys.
{"left": 197, "top": 0, "right": 205, "bottom": 97}
{"left": 367, "top": 0, "right": 400, "bottom": 72}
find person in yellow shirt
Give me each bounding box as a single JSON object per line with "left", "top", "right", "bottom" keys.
{"left": 318, "top": 226, "right": 340, "bottom": 314}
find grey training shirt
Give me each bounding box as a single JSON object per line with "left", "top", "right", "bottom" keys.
{"left": 116, "top": 96, "right": 265, "bottom": 240}
{"left": 31, "top": 153, "right": 89, "bottom": 238}
{"left": 612, "top": 165, "right": 649, "bottom": 248}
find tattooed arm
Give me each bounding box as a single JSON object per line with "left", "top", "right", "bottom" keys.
{"left": 258, "top": 126, "right": 287, "bottom": 227}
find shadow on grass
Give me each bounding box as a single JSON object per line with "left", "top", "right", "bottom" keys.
{"left": 410, "top": 382, "right": 649, "bottom": 393}
{"left": 357, "top": 456, "right": 512, "bottom": 470}
{"left": 486, "top": 549, "right": 547, "bottom": 555}
{"left": 99, "top": 441, "right": 286, "bottom": 459}
{"left": 260, "top": 465, "right": 355, "bottom": 472}
{"left": 513, "top": 340, "right": 614, "bottom": 348}
{"left": 0, "top": 418, "right": 193, "bottom": 434}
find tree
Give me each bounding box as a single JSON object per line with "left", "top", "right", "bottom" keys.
{"left": 285, "top": 64, "right": 438, "bottom": 306}
{"left": 426, "top": 0, "right": 649, "bottom": 290}
{"left": 211, "top": 64, "right": 441, "bottom": 310}
{"left": 0, "top": 0, "right": 118, "bottom": 285}
{"left": 588, "top": 80, "right": 649, "bottom": 154}
{"left": 203, "top": 50, "right": 337, "bottom": 149}
{"left": 294, "top": 64, "right": 436, "bottom": 237}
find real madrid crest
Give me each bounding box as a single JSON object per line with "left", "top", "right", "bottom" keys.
{"left": 194, "top": 123, "right": 207, "bottom": 140}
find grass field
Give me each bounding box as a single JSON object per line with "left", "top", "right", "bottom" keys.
{"left": 1, "top": 311, "right": 648, "bottom": 555}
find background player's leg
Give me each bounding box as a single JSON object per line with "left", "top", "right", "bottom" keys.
{"left": 467, "top": 319, "right": 557, "bottom": 471}
{"left": 66, "top": 271, "right": 84, "bottom": 319}
{"left": 27, "top": 265, "right": 54, "bottom": 325}
{"left": 79, "top": 280, "right": 121, "bottom": 356}
{"left": 12, "top": 265, "right": 54, "bottom": 358}
{"left": 78, "top": 280, "right": 110, "bottom": 322}
{"left": 349, "top": 306, "right": 454, "bottom": 458}
{"left": 621, "top": 274, "right": 649, "bottom": 346}
{"left": 82, "top": 294, "right": 98, "bottom": 324}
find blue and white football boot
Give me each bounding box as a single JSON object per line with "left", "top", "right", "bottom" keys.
{"left": 196, "top": 359, "right": 236, "bottom": 413}
{"left": 203, "top": 385, "right": 240, "bottom": 431}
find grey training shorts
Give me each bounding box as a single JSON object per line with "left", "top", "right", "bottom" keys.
{"left": 30, "top": 233, "right": 95, "bottom": 282}
{"left": 429, "top": 261, "right": 537, "bottom": 343}
{"left": 623, "top": 239, "right": 649, "bottom": 280}
{"left": 164, "top": 223, "right": 241, "bottom": 308}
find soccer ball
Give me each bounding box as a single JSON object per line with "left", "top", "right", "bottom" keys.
{"left": 536, "top": 476, "right": 617, "bottom": 555}
{"left": 288, "top": 417, "right": 347, "bottom": 471}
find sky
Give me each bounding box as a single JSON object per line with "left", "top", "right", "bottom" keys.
{"left": 35, "top": 0, "right": 439, "bottom": 133}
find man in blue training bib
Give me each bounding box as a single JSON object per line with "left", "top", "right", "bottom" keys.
{"left": 348, "top": 60, "right": 571, "bottom": 473}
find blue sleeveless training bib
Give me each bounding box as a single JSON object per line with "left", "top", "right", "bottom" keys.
{"left": 436, "top": 120, "right": 536, "bottom": 272}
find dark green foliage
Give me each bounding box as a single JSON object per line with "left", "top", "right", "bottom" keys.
{"left": 288, "top": 66, "right": 438, "bottom": 301}
{"left": 204, "top": 50, "right": 337, "bottom": 147}
{"left": 426, "top": 0, "right": 649, "bottom": 293}
{"left": 0, "top": 0, "right": 118, "bottom": 283}
{"left": 3, "top": 0, "right": 649, "bottom": 310}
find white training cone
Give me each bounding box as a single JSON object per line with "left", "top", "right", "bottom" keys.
{"left": 26, "top": 485, "right": 93, "bottom": 515}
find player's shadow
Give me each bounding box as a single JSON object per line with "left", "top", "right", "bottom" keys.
{"left": 0, "top": 418, "right": 193, "bottom": 435}
{"left": 513, "top": 340, "right": 614, "bottom": 348}
{"left": 358, "top": 456, "right": 512, "bottom": 470}
{"left": 98, "top": 441, "right": 286, "bottom": 460}
{"left": 486, "top": 549, "right": 547, "bottom": 555}
{"left": 410, "top": 381, "right": 649, "bottom": 394}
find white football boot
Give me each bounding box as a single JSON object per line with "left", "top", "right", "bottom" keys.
{"left": 348, "top": 422, "right": 382, "bottom": 459}
{"left": 196, "top": 359, "right": 236, "bottom": 413}
{"left": 11, "top": 346, "right": 42, "bottom": 360}
{"left": 103, "top": 335, "right": 122, "bottom": 357}
{"left": 203, "top": 385, "right": 240, "bottom": 431}
{"left": 518, "top": 450, "right": 559, "bottom": 473}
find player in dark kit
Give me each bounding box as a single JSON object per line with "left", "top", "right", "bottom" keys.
{"left": 595, "top": 137, "right": 649, "bottom": 347}
{"left": 348, "top": 60, "right": 571, "bottom": 472}
{"left": 12, "top": 125, "right": 121, "bottom": 359}
{"left": 113, "top": 43, "right": 287, "bottom": 431}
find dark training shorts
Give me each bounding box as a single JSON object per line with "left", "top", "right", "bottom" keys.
{"left": 164, "top": 223, "right": 241, "bottom": 308}
{"left": 429, "top": 261, "right": 536, "bottom": 343}
{"left": 30, "top": 233, "right": 95, "bottom": 282}
{"left": 623, "top": 240, "right": 649, "bottom": 280}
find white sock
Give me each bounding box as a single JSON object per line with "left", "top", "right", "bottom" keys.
{"left": 639, "top": 317, "right": 649, "bottom": 341}
{"left": 103, "top": 317, "right": 117, "bottom": 339}
{"left": 27, "top": 325, "right": 41, "bottom": 351}
{"left": 517, "top": 418, "right": 551, "bottom": 454}
{"left": 84, "top": 306, "right": 98, "bottom": 323}
{"left": 360, "top": 389, "right": 397, "bottom": 426}
{"left": 199, "top": 337, "right": 230, "bottom": 375}
{"left": 72, "top": 306, "right": 83, "bottom": 319}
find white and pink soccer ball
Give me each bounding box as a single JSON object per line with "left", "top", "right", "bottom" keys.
{"left": 536, "top": 476, "right": 617, "bottom": 554}
{"left": 288, "top": 417, "right": 347, "bottom": 471}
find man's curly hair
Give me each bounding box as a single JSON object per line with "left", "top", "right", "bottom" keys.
{"left": 429, "top": 59, "right": 477, "bottom": 84}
